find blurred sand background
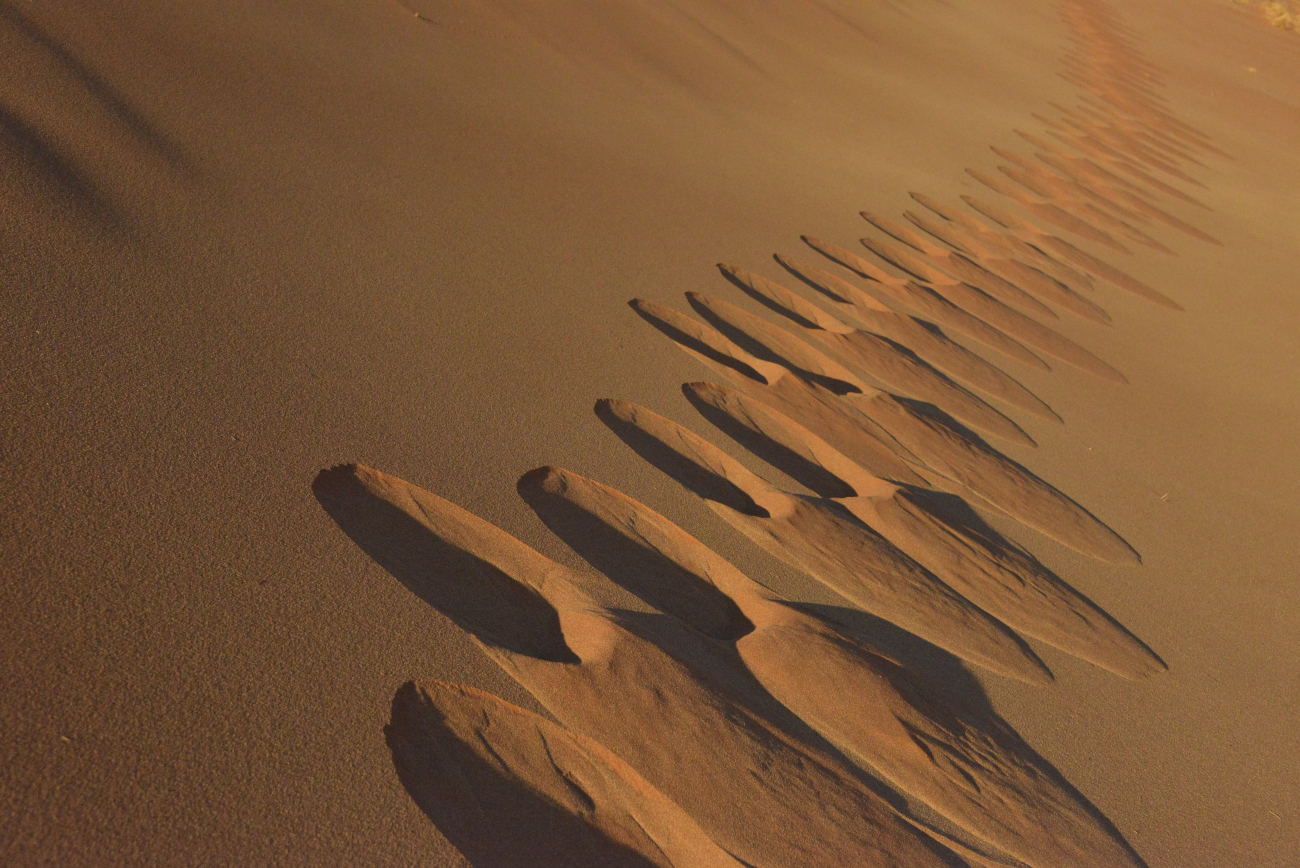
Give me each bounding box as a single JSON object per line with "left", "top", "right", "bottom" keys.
{"left": 3, "top": 0, "right": 1299, "bottom": 864}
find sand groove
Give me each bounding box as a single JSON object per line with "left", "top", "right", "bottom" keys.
{"left": 907, "top": 192, "right": 1100, "bottom": 293}
{"left": 636, "top": 291, "right": 1140, "bottom": 563}
{"left": 960, "top": 195, "right": 1184, "bottom": 310}
{"left": 685, "top": 382, "right": 1165, "bottom": 680}
{"left": 965, "top": 167, "right": 1134, "bottom": 254}
{"left": 860, "top": 210, "right": 1063, "bottom": 323}
{"left": 628, "top": 297, "right": 931, "bottom": 485}
{"left": 901, "top": 209, "right": 1112, "bottom": 325}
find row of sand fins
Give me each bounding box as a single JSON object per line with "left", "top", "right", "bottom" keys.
{"left": 312, "top": 233, "right": 1192, "bottom": 867}
{"left": 314, "top": 86, "right": 1226, "bottom": 867}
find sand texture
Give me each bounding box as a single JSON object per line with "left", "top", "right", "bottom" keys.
{"left": 5, "top": 0, "right": 1300, "bottom": 865}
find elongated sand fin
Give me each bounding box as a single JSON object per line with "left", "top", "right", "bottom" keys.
{"left": 792, "top": 245, "right": 1055, "bottom": 374}
{"left": 863, "top": 247, "right": 1129, "bottom": 383}
{"left": 859, "top": 236, "right": 949, "bottom": 284}
{"left": 984, "top": 220, "right": 1183, "bottom": 311}
{"left": 312, "top": 465, "right": 580, "bottom": 663}
{"left": 686, "top": 292, "right": 869, "bottom": 395}
{"left": 594, "top": 399, "right": 783, "bottom": 519}
{"left": 718, "top": 264, "right": 855, "bottom": 334}
{"left": 910, "top": 192, "right": 1009, "bottom": 244}
{"left": 518, "top": 466, "right": 760, "bottom": 642}
{"left": 961, "top": 195, "right": 1040, "bottom": 236}
{"left": 861, "top": 210, "right": 941, "bottom": 255}
{"left": 910, "top": 217, "right": 1115, "bottom": 325}
{"left": 773, "top": 254, "right": 892, "bottom": 314}
{"left": 873, "top": 490, "right": 1167, "bottom": 680}
{"left": 684, "top": 382, "right": 893, "bottom": 500}
{"left": 708, "top": 493, "right": 1056, "bottom": 687}
{"left": 628, "top": 298, "right": 788, "bottom": 385}
{"left": 388, "top": 681, "right": 744, "bottom": 868}
{"left": 903, "top": 210, "right": 983, "bottom": 258}
{"left": 802, "top": 235, "right": 902, "bottom": 285}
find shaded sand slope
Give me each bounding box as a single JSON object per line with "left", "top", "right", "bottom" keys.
{"left": 2, "top": 0, "right": 1299, "bottom": 865}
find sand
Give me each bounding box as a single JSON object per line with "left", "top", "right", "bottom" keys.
{"left": 4, "top": 0, "right": 1300, "bottom": 865}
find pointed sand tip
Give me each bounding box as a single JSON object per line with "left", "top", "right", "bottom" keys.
{"left": 516, "top": 465, "right": 563, "bottom": 494}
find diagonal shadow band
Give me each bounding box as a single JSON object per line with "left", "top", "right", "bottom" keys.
{"left": 312, "top": 465, "right": 578, "bottom": 663}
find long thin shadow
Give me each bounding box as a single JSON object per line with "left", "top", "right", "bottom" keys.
{"left": 628, "top": 299, "right": 771, "bottom": 385}
{"left": 311, "top": 465, "right": 578, "bottom": 663}
{"left": 687, "top": 294, "right": 859, "bottom": 396}
{"left": 0, "top": 101, "right": 116, "bottom": 221}
{"left": 1, "top": 1, "right": 189, "bottom": 170}
{"left": 683, "top": 384, "right": 858, "bottom": 500}
{"left": 517, "top": 468, "right": 755, "bottom": 643}
{"left": 593, "top": 400, "right": 769, "bottom": 517}
{"left": 386, "top": 682, "right": 667, "bottom": 868}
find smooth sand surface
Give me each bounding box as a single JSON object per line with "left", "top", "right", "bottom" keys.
{"left": 4, "top": 0, "right": 1300, "bottom": 865}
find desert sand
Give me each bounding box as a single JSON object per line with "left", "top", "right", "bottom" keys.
{"left": 4, "top": 0, "right": 1300, "bottom": 865}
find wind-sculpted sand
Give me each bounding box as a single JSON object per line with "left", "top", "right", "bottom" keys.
{"left": 684, "top": 382, "right": 1165, "bottom": 681}
{"left": 802, "top": 236, "right": 1051, "bottom": 371}
{"left": 775, "top": 254, "right": 1062, "bottom": 424}
{"left": 715, "top": 266, "right": 1035, "bottom": 447}
{"left": 859, "top": 236, "right": 1129, "bottom": 384}
{"left": 965, "top": 167, "right": 1134, "bottom": 255}
{"left": 518, "top": 464, "right": 1148, "bottom": 868}
{"left": 314, "top": 464, "right": 957, "bottom": 868}
{"left": 628, "top": 297, "right": 932, "bottom": 485}
{"left": 386, "top": 680, "right": 745, "bottom": 868}
{"left": 907, "top": 192, "right": 1100, "bottom": 295}
{"left": 593, "top": 398, "right": 1054, "bottom": 685}
{"left": 900, "top": 209, "right": 1112, "bottom": 325}
{"left": 960, "top": 195, "right": 1184, "bottom": 310}
{"left": 672, "top": 290, "right": 1141, "bottom": 563}
{"left": 859, "top": 210, "right": 1061, "bottom": 323}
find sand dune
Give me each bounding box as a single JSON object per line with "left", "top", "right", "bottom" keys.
{"left": 8, "top": 0, "right": 1300, "bottom": 864}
